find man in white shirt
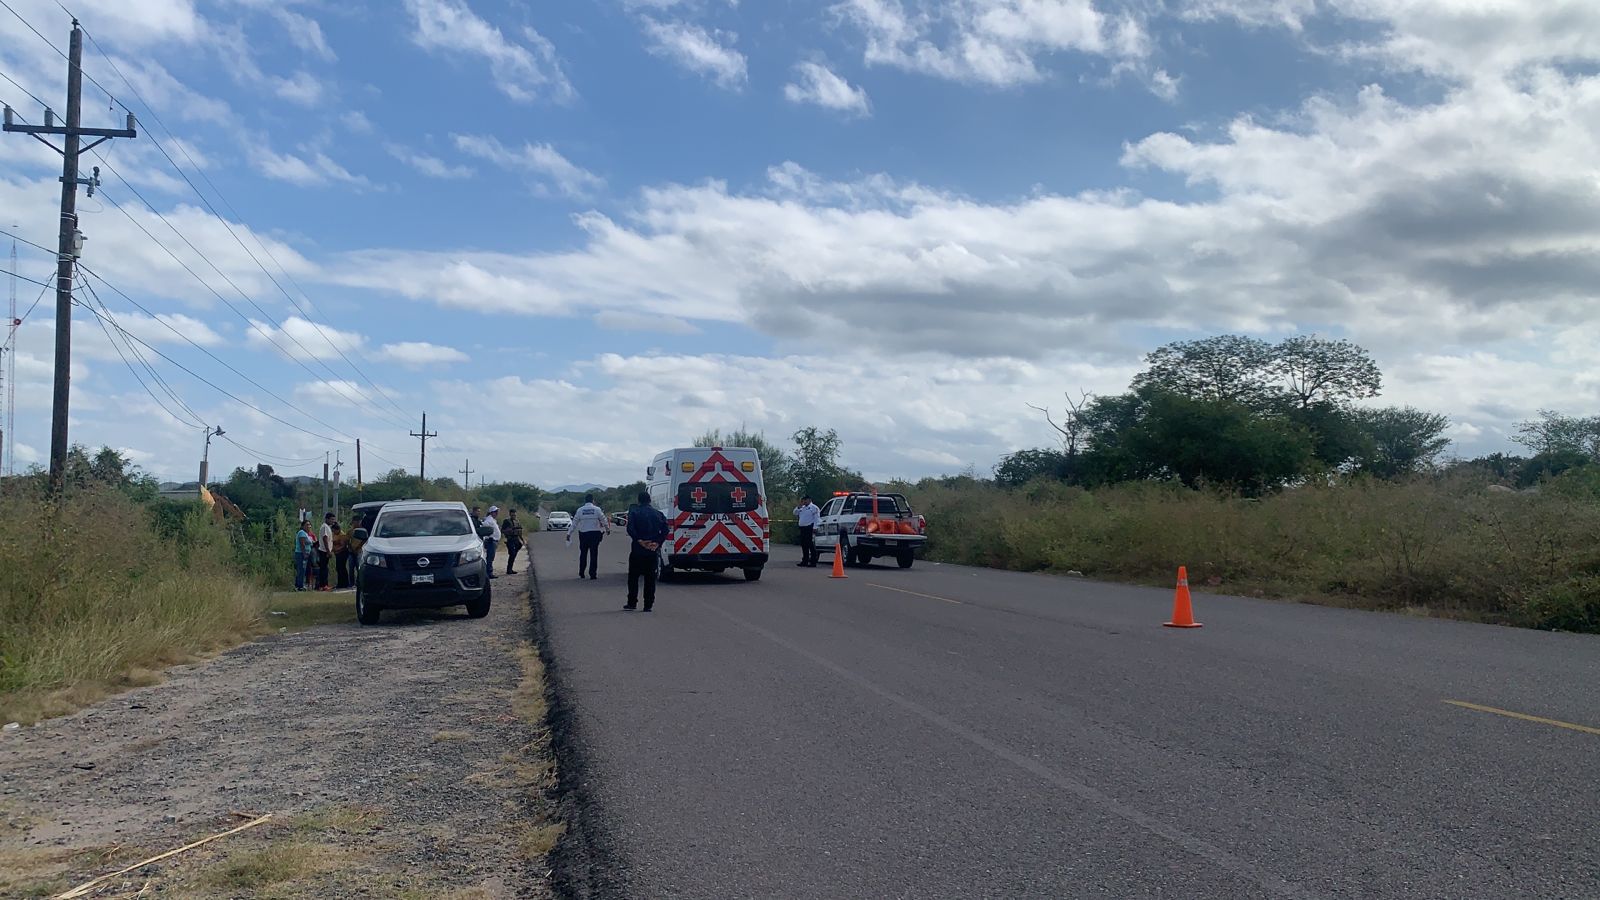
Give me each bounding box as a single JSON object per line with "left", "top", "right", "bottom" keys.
{"left": 794, "top": 495, "right": 821, "bottom": 567}
{"left": 318, "top": 512, "right": 337, "bottom": 590}
{"left": 567, "top": 494, "right": 611, "bottom": 580}
{"left": 482, "top": 506, "right": 503, "bottom": 580}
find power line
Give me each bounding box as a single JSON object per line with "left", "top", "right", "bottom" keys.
{"left": 218, "top": 433, "right": 322, "bottom": 466}
{"left": 89, "top": 172, "right": 414, "bottom": 431}
{"left": 76, "top": 264, "right": 359, "bottom": 445}
{"left": 31, "top": 16, "right": 418, "bottom": 423}
{"left": 73, "top": 296, "right": 353, "bottom": 445}
{"left": 0, "top": 70, "right": 48, "bottom": 109}
{"left": 75, "top": 24, "right": 417, "bottom": 423}
{"left": 77, "top": 273, "right": 206, "bottom": 430}
{"left": 77, "top": 270, "right": 207, "bottom": 427}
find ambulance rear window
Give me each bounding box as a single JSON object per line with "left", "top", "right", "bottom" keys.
{"left": 677, "top": 482, "right": 761, "bottom": 514}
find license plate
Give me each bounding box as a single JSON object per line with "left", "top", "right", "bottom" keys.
{"left": 411, "top": 574, "right": 435, "bottom": 585}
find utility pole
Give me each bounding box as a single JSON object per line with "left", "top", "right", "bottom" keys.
{"left": 410, "top": 412, "right": 437, "bottom": 481}
{"left": 2, "top": 231, "right": 12, "bottom": 478}
{"left": 459, "top": 458, "right": 474, "bottom": 491}
{"left": 198, "top": 425, "right": 223, "bottom": 495}
{"left": 3, "top": 21, "right": 137, "bottom": 495}
{"left": 333, "top": 450, "right": 342, "bottom": 513}
{"left": 321, "top": 453, "right": 330, "bottom": 521}
{"left": 355, "top": 438, "right": 363, "bottom": 498}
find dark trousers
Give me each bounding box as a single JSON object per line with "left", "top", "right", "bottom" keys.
{"left": 798, "top": 525, "right": 817, "bottom": 565}
{"left": 335, "top": 550, "right": 351, "bottom": 588}
{"left": 484, "top": 539, "right": 498, "bottom": 577}
{"left": 579, "top": 531, "right": 603, "bottom": 578}
{"left": 505, "top": 539, "right": 522, "bottom": 573}
{"left": 316, "top": 550, "right": 330, "bottom": 589}
{"left": 627, "top": 550, "right": 658, "bottom": 608}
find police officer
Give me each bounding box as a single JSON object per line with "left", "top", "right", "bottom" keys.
{"left": 567, "top": 493, "right": 611, "bottom": 580}
{"left": 624, "top": 491, "right": 669, "bottom": 612}
{"left": 794, "top": 495, "right": 821, "bottom": 567}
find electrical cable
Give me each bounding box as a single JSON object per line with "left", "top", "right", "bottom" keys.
{"left": 90, "top": 175, "right": 414, "bottom": 431}
{"left": 77, "top": 271, "right": 208, "bottom": 427}
{"left": 73, "top": 297, "right": 351, "bottom": 445}
{"left": 78, "top": 274, "right": 207, "bottom": 430}
{"left": 77, "top": 264, "right": 359, "bottom": 445}
{"left": 0, "top": 70, "right": 48, "bottom": 109}
{"left": 218, "top": 433, "right": 321, "bottom": 466}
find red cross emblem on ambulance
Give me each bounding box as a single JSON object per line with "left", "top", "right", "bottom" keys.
{"left": 730, "top": 487, "right": 747, "bottom": 504}
{"left": 690, "top": 487, "right": 708, "bottom": 505}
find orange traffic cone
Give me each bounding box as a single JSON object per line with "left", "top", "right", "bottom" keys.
{"left": 830, "top": 538, "right": 847, "bottom": 579}
{"left": 1163, "top": 566, "right": 1202, "bottom": 628}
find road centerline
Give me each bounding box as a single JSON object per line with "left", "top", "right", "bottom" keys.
{"left": 1443, "top": 700, "right": 1600, "bottom": 736}
{"left": 865, "top": 582, "right": 964, "bottom": 604}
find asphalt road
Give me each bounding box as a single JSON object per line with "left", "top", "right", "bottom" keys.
{"left": 530, "top": 532, "right": 1600, "bottom": 899}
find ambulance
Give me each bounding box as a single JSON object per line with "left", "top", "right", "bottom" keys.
{"left": 646, "top": 446, "right": 770, "bottom": 582}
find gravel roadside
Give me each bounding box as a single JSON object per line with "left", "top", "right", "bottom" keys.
{"left": 0, "top": 568, "right": 558, "bottom": 899}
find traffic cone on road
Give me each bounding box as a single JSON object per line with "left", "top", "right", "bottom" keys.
{"left": 830, "top": 538, "right": 847, "bottom": 579}
{"left": 1163, "top": 566, "right": 1202, "bottom": 628}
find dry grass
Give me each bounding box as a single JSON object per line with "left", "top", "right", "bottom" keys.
{"left": 899, "top": 471, "right": 1600, "bottom": 631}
{"left": 198, "top": 839, "right": 351, "bottom": 891}
{"left": 516, "top": 822, "right": 566, "bottom": 860}
{"left": 433, "top": 729, "right": 471, "bottom": 742}
{"left": 0, "top": 487, "right": 364, "bottom": 724}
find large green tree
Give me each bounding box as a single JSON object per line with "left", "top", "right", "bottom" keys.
{"left": 1132, "top": 335, "right": 1277, "bottom": 407}
{"left": 1514, "top": 410, "right": 1600, "bottom": 459}
{"left": 1272, "top": 335, "right": 1382, "bottom": 409}
{"left": 1353, "top": 407, "right": 1452, "bottom": 478}
{"left": 790, "top": 426, "right": 848, "bottom": 499}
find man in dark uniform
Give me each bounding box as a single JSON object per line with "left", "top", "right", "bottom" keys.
{"left": 503, "top": 509, "right": 525, "bottom": 575}
{"left": 624, "top": 491, "right": 669, "bottom": 612}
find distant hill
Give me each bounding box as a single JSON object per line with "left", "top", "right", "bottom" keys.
{"left": 549, "top": 483, "right": 607, "bottom": 493}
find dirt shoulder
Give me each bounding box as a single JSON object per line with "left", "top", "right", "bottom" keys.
{"left": 0, "top": 569, "right": 559, "bottom": 899}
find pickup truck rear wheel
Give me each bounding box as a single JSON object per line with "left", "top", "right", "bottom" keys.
{"left": 897, "top": 551, "right": 915, "bottom": 569}
{"left": 465, "top": 583, "right": 492, "bottom": 618}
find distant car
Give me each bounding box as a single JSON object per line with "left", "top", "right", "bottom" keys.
{"left": 546, "top": 511, "right": 573, "bottom": 531}
{"left": 611, "top": 511, "right": 628, "bottom": 527}
{"left": 352, "top": 500, "right": 493, "bottom": 625}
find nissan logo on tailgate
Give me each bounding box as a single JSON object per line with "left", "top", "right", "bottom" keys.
{"left": 416, "top": 557, "right": 430, "bottom": 568}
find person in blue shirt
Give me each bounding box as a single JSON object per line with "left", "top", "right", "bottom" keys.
{"left": 293, "top": 520, "right": 315, "bottom": 592}
{"left": 624, "top": 491, "right": 670, "bottom": 612}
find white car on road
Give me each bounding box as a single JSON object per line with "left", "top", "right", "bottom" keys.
{"left": 546, "top": 511, "right": 573, "bottom": 531}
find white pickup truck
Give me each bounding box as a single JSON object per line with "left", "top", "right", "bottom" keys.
{"left": 814, "top": 492, "right": 928, "bottom": 569}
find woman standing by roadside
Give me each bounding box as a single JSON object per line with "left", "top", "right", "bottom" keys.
{"left": 332, "top": 522, "right": 352, "bottom": 589}
{"left": 294, "top": 520, "right": 315, "bottom": 591}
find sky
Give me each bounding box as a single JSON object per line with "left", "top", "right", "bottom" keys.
{"left": 0, "top": 0, "right": 1598, "bottom": 488}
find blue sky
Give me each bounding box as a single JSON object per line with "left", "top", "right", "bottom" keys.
{"left": 2, "top": 0, "right": 1599, "bottom": 487}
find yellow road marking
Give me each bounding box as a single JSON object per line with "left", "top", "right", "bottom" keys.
{"left": 1443, "top": 700, "right": 1600, "bottom": 736}
{"left": 866, "top": 582, "right": 963, "bottom": 605}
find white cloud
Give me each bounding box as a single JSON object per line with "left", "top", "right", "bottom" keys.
{"left": 293, "top": 379, "right": 366, "bottom": 409}
{"left": 251, "top": 146, "right": 371, "bottom": 188}
{"left": 270, "top": 7, "right": 335, "bottom": 61}
{"left": 378, "top": 341, "right": 471, "bottom": 367}
{"left": 784, "top": 62, "right": 871, "bottom": 116}
{"left": 640, "top": 19, "right": 747, "bottom": 89}
{"left": 1147, "top": 67, "right": 1179, "bottom": 101}
{"left": 340, "top": 111, "right": 375, "bottom": 133}
{"left": 404, "top": 0, "right": 575, "bottom": 103}
{"left": 836, "top": 0, "right": 1148, "bottom": 87}
{"left": 451, "top": 134, "right": 603, "bottom": 198}
{"left": 271, "top": 70, "right": 326, "bottom": 106}
{"left": 385, "top": 143, "right": 475, "bottom": 179}
{"left": 246, "top": 316, "right": 366, "bottom": 362}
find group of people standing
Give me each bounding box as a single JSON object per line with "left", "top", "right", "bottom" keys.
{"left": 471, "top": 505, "right": 527, "bottom": 578}
{"left": 293, "top": 512, "right": 359, "bottom": 592}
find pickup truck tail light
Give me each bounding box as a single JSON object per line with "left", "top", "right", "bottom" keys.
{"left": 914, "top": 515, "right": 926, "bottom": 534}
{"left": 855, "top": 516, "right": 868, "bottom": 534}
